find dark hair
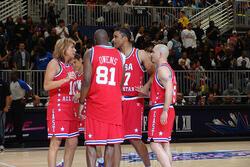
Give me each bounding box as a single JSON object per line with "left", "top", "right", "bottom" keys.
{"left": 58, "top": 19, "right": 65, "bottom": 24}
{"left": 118, "top": 28, "right": 132, "bottom": 42}
{"left": 74, "top": 53, "right": 82, "bottom": 60}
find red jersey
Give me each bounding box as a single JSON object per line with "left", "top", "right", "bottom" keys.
{"left": 73, "top": 71, "right": 83, "bottom": 107}
{"left": 150, "top": 63, "right": 177, "bottom": 106}
{"left": 86, "top": 45, "right": 124, "bottom": 125}
{"left": 47, "top": 61, "right": 78, "bottom": 120}
{"left": 122, "top": 48, "right": 145, "bottom": 96}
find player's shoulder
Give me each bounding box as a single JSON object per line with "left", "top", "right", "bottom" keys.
{"left": 158, "top": 64, "right": 172, "bottom": 75}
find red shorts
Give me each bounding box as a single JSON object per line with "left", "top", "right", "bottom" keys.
{"left": 79, "top": 103, "right": 87, "bottom": 133}
{"left": 79, "top": 115, "right": 86, "bottom": 133}
{"left": 47, "top": 120, "right": 79, "bottom": 138}
{"left": 147, "top": 105, "right": 175, "bottom": 143}
{"left": 122, "top": 97, "right": 144, "bottom": 139}
{"left": 85, "top": 117, "right": 124, "bottom": 145}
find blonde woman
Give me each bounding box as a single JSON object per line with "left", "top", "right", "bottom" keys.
{"left": 44, "top": 38, "right": 78, "bottom": 167}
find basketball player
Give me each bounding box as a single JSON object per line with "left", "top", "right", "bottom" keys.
{"left": 79, "top": 29, "right": 124, "bottom": 167}
{"left": 72, "top": 54, "right": 104, "bottom": 167}
{"left": 148, "top": 44, "right": 177, "bottom": 167}
{"left": 44, "top": 38, "right": 78, "bottom": 167}
{"left": 72, "top": 54, "right": 85, "bottom": 133}
{"left": 113, "top": 28, "right": 154, "bottom": 167}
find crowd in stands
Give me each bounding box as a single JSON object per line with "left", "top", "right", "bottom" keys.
{"left": 69, "top": 0, "right": 219, "bottom": 8}
{"left": 0, "top": 1, "right": 249, "bottom": 105}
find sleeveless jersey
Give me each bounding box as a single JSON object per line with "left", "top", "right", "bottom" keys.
{"left": 122, "top": 48, "right": 145, "bottom": 96}
{"left": 73, "top": 71, "right": 83, "bottom": 106}
{"left": 86, "top": 45, "right": 123, "bottom": 125}
{"left": 149, "top": 63, "right": 177, "bottom": 106}
{"left": 47, "top": 61, "right": 78, "bottom": 120}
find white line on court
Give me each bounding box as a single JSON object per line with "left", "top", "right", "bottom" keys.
{"left": 0, "top": 161, "right": 17, "bottom": 167}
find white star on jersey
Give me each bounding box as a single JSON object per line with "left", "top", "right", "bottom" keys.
{"left": 159, "top": 131, "right": 163, "bottom": 136}
{"left": 134, "top": 128, "right": 138, "bottom": 133}
{"left": 61, "top": 127, "right": 64, "bottom": 132}
{"left": 88, "top": 134, "right": 93, "bottom": 138}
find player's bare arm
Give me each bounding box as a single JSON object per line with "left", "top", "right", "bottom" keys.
{"left": 158, "top": 66, "right": 173, "bottom": 125}
{"left": 135, "top": 50, "right": 155, "bottom": 96}
{"left": 79, "top": 49, "right": 92, "bottom": 105}
{"left": 44, "top": 59, "right": 73, "bottom": 91}
{"left": 120, "top": 52, "right": 126, "bottom": 90}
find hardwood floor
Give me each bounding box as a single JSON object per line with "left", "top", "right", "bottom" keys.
{"left": 0, "top": 141, "right": 249, "bottom": 167}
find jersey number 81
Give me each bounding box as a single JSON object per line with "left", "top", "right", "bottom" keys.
{"left": 96, "top": 66, "right": 116, "bottom": 86}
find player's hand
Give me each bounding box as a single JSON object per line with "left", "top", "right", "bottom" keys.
{"left": 78, "top": 104, "right": 84, "bottom": 120}
{"left": 3, "top": 106, "right": 9, "bottom": 112}
{"left": 160, "top": 111, "right": 168, "bottom": 125}
{"left": 73, "top": 93, "right": 80, "bottom": 102}
{"left": 135, "top": 86, "right": 149, "bottom": 97}
{"left": 65, "top": 72, "right": 76, "bottom": 82}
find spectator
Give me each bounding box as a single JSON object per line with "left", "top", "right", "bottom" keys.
{"left": 0, "top": 26, "right": 7, "bottom": 57}
{"left": 47, "top": 3, "right": 57, "bottom": 27}
{"left": 31, "top": 45, "right": 53, "bottom": 70}
{"left": 193, "top": 21, "right": 204, "bottom": 45}
{"left": 206, "top": 20, "right": 220, "bottom": 48}
{"left": 175, "top": 92, "right": 186, "bottom": 106}
{"left": 188, "top": 83, "right": 201, "bottom": 105}
{"left": 45, "top": 28, "right": 59, "bottom": 53}
{"left": 0, "top": 26, "right": 9, "bottom": 69}
{"left": 5, "top": 17, "right": 16, "bottom": 48}
{"left": 14, "top": 17, "right": 28, "bottom": 43}
{"left": 55, "top": 19, "right": 69, "bottom": 39}
{"left": 167, "top": 33, "right": 182, "bottom": 64}
{"left": 70, "top": 22, "right": 83, "bottom": 54}
{"left": 149, "top": 21, "right": 160, "bottom": 40}
{"left": 178, "top": 51, "right": 191, "bottom": 69}
{"left": 135, "top": 26, "right": 144, "bottom": 43}
{"left": 206, "top": 92, "right": 220, "bottom": 105}
{"left": 245, "top": 82, "right": 250, "bottom": 104}
{"left": 243, "top": 30, "right": 250, "bottom": 55}
{"left": 102, "top": 0, "right": 120, "bottom": 24}
{"left": 178, "top": 10, "right": 190, "bottom": 29}
{"left": 237, "top": 50, "right": 250, "bottom": 69}
{"left": 227, "top": 30, "right": 238, "bottom": 48}
{"left": 207, "top": 51, "right": 218, "bottom": 70}
{"left": 181, "top": 23, "right": 197, "bottom": 50}
{"left": 195, "top": 95, "right": 206, "bottom": 106}
{"left": 0, "top": 79, "right": 11, "bottom": 151}
{"left": 173, "top": 0, "right": 185, "bottom": 7}
{"left": 13, "top": 42, "right": 31, "bottom": 70}
{"left": 222, "top": 83, "right": 241, "bottom": 104}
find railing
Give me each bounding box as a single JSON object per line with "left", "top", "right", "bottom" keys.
{"left": 0, "top": 0, "right": 27, "bottom": 23}
{"left": 28, "top": 0, "right": 202, "bottom": 27}
{"left": 1, "top": 70, "right": 250, "bottom": 97}
{"left": 234, "top": 0, "right": 250, "bottom": 28}
{"left": 28, "top": 0, "right": 68, "bottom": 23}
{"left": 67, "top": 4, "right": 203, "bottom": 27}
{"left": 27, "top": 0, "right": 248, "bottom": 31}
{"left": 190, "top": 0, "right": 234, "bottom": 36}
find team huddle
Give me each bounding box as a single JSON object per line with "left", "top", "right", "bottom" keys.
{"left": 44, "top": 28, "right": 177, "bottom": 167}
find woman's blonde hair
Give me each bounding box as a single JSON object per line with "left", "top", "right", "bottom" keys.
{"left": 53, "top": 38, "right": 76, "bottom": 62}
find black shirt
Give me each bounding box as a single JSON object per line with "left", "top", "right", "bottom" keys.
{"left": 0, "top": 79, "right": 10, "bottom": 110}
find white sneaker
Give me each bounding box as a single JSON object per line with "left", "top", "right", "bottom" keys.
{"left": 56, "top": 159, "right": 64, "bottom": 167}
{"left": 96, "top": 158, "right": 104, "bottom": 167}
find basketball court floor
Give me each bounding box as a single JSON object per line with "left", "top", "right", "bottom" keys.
{"left": 0, "top": 141, "right": 249, "bottom": 167}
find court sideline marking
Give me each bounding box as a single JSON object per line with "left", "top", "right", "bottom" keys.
{"left": 0, "top": 161, "right": 16, "bottom": 167}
